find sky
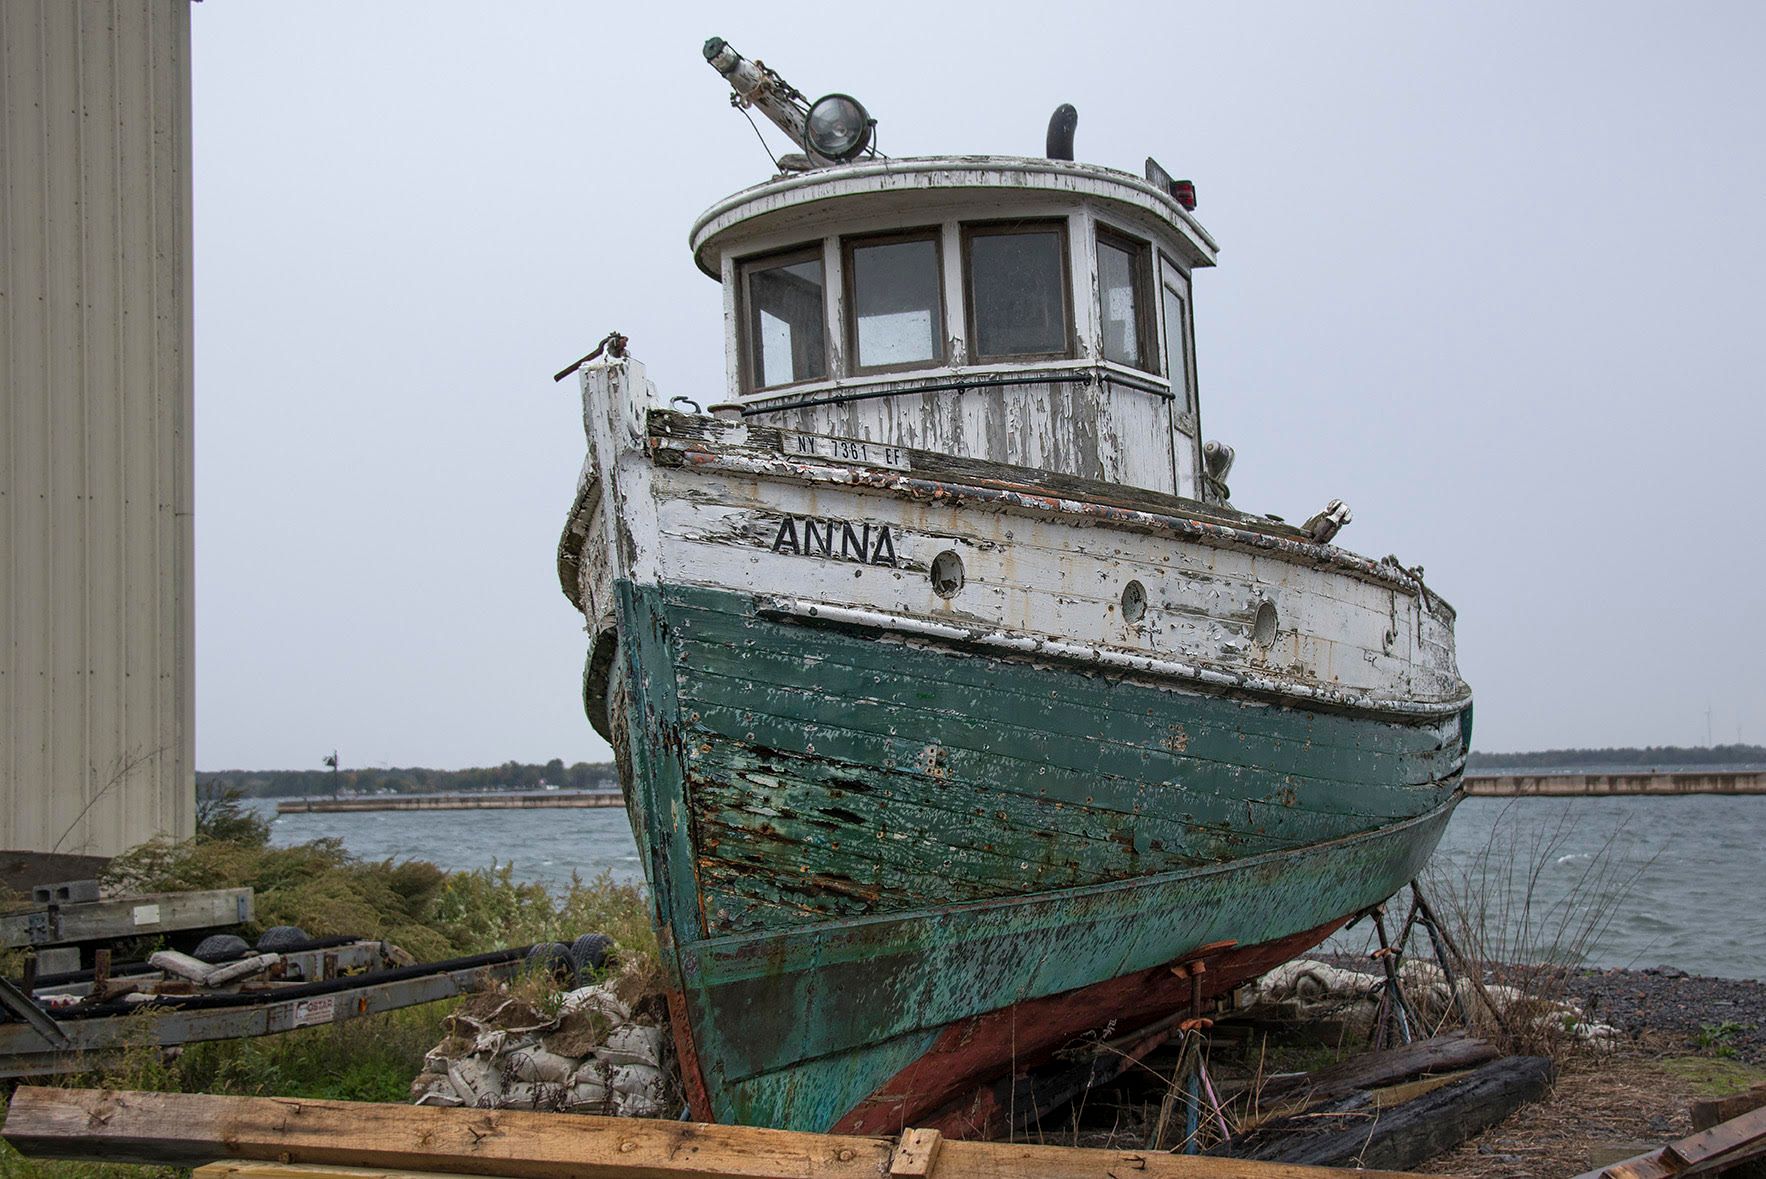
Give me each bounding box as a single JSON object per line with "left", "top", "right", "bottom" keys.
{"left": 191, "top": 2, "right": 1766, "bottom": 771}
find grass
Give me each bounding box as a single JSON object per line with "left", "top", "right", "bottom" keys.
{"left": 1402, "top": 797, "right": 1656, "bottom": 1057}
{"left": 1656, "top": 1054, "right": 1766, "bottom": 1099}
{"left": 0, "top": 795, "right": 656, "bottom": 1179}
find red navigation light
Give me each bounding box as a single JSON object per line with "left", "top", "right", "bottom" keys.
{"left": 1172, "top": 180, "right": 1197, "bottom": 211}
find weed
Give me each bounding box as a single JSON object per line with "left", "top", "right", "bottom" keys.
{"left": 1693, "top": 1020, "right": 1752, "bottom": 1058}
{"left": 1405, "top": 798, "right": 1655, "bottom": 1057}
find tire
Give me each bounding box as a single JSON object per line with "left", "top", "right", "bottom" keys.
{"left": 192, "top": 933, "right": 250, "bottom": 963}
{"left": 255, "top": 925, "right": 310, "bottom": 952}
{"left": 569, "top": 933, "right": 614, "bottom": 980}
{"left": 525, "top": 941, "right": 575, "bottom": 984}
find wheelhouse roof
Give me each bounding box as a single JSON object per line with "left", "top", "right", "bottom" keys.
{"left": 689, "top": 155, "right": 1219, "bottom": 279}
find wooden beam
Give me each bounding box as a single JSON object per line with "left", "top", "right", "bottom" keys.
{"left": 1575, "top": 1101, "right": 1766, "bottom": 1178}
{"left": 1255, "top": 1031, "right": 1498, "bottom": 1107}
{"left": 1238, "top": 1055, "right": 1552, "bottom": 1171}
{"left": 198, "top": 1166, "right": 495, "bottom": 1179}
{"left": 1691, "top": 1082, "right": 1766, "bottom": 1132}
{"left": 5, "top": 1088, "right": 1444, "bottom": 1179}
{"left": 889, "top": 1128, "right": 941, "bottom": 1176}
{"left": 0, "top": 888, "right": 253, "bottom": 948}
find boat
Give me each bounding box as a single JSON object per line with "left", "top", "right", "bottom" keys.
{"left": 554, "top": 38, "right": 1472, "bottom": 1138}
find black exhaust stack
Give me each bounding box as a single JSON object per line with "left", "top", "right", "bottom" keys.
{"left": 1045, "top": 104, "right": 1077, "bottom": 161}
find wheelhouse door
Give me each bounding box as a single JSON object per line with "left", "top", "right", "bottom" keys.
{"left": 1159, "top": 256, "right": 1202, "bottom": 500}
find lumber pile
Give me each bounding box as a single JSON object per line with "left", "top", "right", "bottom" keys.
{"left": 1, "top": 1086, "right": 1453, "bottom": 1178}
{"left": 1222, "top": 1033, "right": 1551, "bottom": 1171}
{"left": 1576, "top": 1086, "right": 1766, "bottom": 1178}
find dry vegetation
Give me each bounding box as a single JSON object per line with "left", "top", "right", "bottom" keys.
{"left": 1442, "top": 1041, "right": 1766, "bottom": 1178}
{"left": 0, "top": 795, "right": 657, "bottom": 1179}
{"left": 1417, "top": 798, "right": 1656, "bottom": 1059}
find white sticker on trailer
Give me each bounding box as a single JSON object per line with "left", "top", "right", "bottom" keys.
{"left": 779, "top": 431, "right": 909, "bottom": 471}
{"left": 132, "top": 904, "right": 160, "bottom": 927}
{"left": 292, "top": 996, "right": 336, "bottom": 1027}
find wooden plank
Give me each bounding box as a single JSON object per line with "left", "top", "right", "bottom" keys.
{"left": 5, "top": 1087, "right": 1445, "bottom": 1178}
{"left": 1257, "top": 1031, "right": 1498, "bottom": 1107}
{"left": 1661, "top": 1103, "right": 1766, "bottom": 1171}
{"left": 0, "top": 888, "right": 253, "bottom": 948}
{"left": 1368, "top": 1068, "right": 1475, "bottom": 1109}
{"left": 1691, "top": 1082, "right": 1766, "bottom": 1132}
{"left": 888, "top": 1128, "right": 941, "bottom": 1176}
{"left": 1576, "top": 1100, "right": 1766, "bottom": 1178}
{"left": 198, "top": 1167, "right": 497, "bottom": 1179}
{"left": 931, "top": 1139, "right": 1439, "bottom": 1179}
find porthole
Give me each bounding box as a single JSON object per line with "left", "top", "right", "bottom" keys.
{"left": 1252, "top": 600, "right": 1279, "bottom": 648}
{"left": 930, "top": 550, "right": 965, "bottom": 598}
{"left": 1121, "top": 580, "right": 1147, "bottom": 623}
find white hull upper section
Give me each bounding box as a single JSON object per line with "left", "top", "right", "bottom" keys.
{"left": 564, "top": 360, "right": 1465, "bottom": 721}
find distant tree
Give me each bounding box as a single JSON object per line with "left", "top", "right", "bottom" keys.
{"left": 1468, "top": 744, "right": 1766, "bottom": 770}
{"left": 198, "top": 758, "right": 618, "bottom": 797}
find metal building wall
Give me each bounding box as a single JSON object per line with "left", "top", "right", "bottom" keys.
{"left": 1, "top": 0, "right": 195, "bottom": 859}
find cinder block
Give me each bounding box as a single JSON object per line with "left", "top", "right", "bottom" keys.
{"left": 34, "top": 946, "right": 80, "bottom": 976}
{"left": 31, "top": 879, "right": 101, "bottom": 906}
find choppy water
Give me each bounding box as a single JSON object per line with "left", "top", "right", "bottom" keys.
{"left": 262, "top": 794, "right": 1766, "bottom": 980}
{"left": 261, "top": 800, "right": 646, "bottom": 889}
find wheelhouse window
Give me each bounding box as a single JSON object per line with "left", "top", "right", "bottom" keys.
{"left": 1097, "top": 228, "right": 1154, "bottom": 372}
{"left": 740, "top": 248, "right": 828, "bottom": 390}
{"left": 1161, "top": 275, "right": 1190, "bottom": 407}
{"left": 963, "top": 221, "right": 1072, "bottom": 360}
{"left": 845, "top": 230, "right": 945, "bottom": 372}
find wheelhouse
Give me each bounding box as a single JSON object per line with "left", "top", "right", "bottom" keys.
{"left": 691, "top": 158, "right": 1220, "bottom": 501}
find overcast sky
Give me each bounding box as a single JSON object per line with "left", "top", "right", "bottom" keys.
{"left": 191, "top": 2, "right": 1766, "bottom": 771}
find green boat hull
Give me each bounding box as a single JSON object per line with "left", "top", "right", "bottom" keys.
{"left": 608, "top": 578, "right": 1467, "bottom": 1132}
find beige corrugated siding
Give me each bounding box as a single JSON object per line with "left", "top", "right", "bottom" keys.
{"left": 1, "top": 0, "right": 195, "bottom": 857}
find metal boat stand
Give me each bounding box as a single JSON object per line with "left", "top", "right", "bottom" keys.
{"left": 1352, "top": 878, "right": 1504, "bottom": 1051}
{"left": 1155, "top": 956, "right": 1232, "bottom": 1154}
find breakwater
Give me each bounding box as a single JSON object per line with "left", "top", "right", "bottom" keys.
{"left": 1464, "top": 770, "right": 1766, "bottom": 797}
{"left": 275, "top": 790, "right": 623, "bottom": 814}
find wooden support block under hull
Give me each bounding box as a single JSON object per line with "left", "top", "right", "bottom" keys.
{"left": 5, "top": 1087, "right": 1448, "bottom": 1178}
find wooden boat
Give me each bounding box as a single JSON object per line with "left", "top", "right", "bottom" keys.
{"left": 555, "top": 39, "right": 1471, "bottom": 1138}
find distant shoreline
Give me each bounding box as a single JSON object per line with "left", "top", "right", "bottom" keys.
{"left": 275, "top": 790, "right": 623, "bottom": 814}
{"left": 1465, "top": 743, "right": 1765, "bottom": 772}
{"left": 1463, "top": 769, "right": 1766, "bottom": 797}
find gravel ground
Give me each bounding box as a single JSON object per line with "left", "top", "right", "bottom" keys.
{"left": 1315, "top": 952, "right": 1766, "bottom": 1062}
{"left": 1564, "top": 965, "right": 1766, "bottom": 1063}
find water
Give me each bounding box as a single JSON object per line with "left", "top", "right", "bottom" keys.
{"left": 260, "top": 800, "right": 645, "bottom": 891}
{"left": 1415, "top": 795, "right": 1766, "bottom": 980}
{"left": 262, "top": 794, "right": 1766, "bottom": 980}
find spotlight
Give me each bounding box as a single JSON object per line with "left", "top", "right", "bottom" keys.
{"left": 804, "top": 93, "right": 873, "bottom": 162}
